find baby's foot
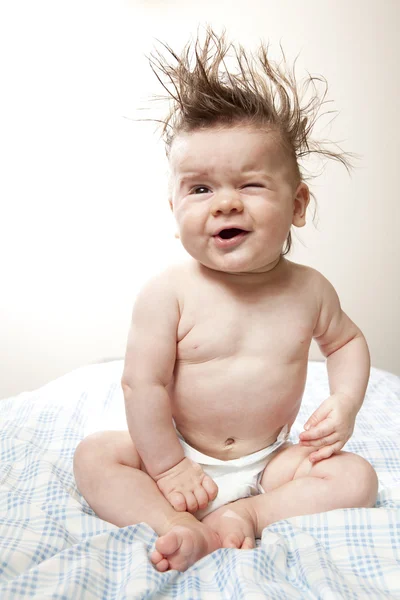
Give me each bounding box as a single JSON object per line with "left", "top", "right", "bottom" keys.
{"left": 150, "top": 520, "right": 221, "bottom": 572}
{"left": 202, "top": 499, "right": 257, "bottom": 550}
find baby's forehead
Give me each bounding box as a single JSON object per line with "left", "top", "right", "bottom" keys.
{"left": 169, "top": 126, "right": 290, "bottom": 177}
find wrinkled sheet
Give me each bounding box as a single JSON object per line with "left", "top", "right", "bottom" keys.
{"left": 0, "top": 361, "right": 399, "bottom": 599}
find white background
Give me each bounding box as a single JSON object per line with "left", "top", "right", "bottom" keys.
{"left": 1, "top": 0, "right": 399, "bottom": 398}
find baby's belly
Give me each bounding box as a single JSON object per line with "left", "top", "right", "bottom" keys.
{"left": 169, "top": 357, "right": 307, "bottom": 460}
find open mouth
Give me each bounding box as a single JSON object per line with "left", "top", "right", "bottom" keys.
{"left": 217, "top": 228, "right": 247, "bottom": 239}
{"left": 213, "top": 227, "right": 249, "bottom": 249}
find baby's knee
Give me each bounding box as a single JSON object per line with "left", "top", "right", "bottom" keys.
{"left": 348, "top": 454, "right": 379, "bottom": 508}
{"left": 313, "top": 452, "right": 378, "bottom": 508}
{"left": 74, "top": 433, "right": 106, "bottom": 480}
{"left": 74, "top": 431, "right": 120, "bottom": 477}
{"left": 73, "top": 430, "right": 140, "bottom": 482}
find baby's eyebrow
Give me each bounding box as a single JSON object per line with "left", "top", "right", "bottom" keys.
{"left": 242, "top": 170, "right": 276, "bottom": 183}
{"left": 178, "top": 172, "right": 210, "bottom": 183}
{"left": 176, "top": 173, "right": 210, "bottom": 190}
{"left": 177, "top": 170, "right": 275, "bottom": 183}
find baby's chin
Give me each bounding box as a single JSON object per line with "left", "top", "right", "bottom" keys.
{"left": 180, "top": 241, "right": 283, "bottom": 276}
{"left": 196, "top": 255, "right": 283, "bottom": 277}
{"left": 196, "top": 255, "right": 252, "bottom": 274}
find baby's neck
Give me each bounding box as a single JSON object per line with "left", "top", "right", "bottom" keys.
{"left": 196, "top": 256, "right": 289, "bottom": 287}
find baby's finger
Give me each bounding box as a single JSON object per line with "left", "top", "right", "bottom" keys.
{"left": 184, "top": 491, "right": 199, "bottom": 514}
{"left": 299, "top": 432, "right": 339, "bottom": 448}
{"left": 309, "top": 442, "right": 342, "bottom": 464}
{"left": 169, "top": 491, "right": 187, "bottom": 512}
{"left": 202, "top": 475, "right": 218, "bottom": 501}
{"left": 194, "top": 485, "right": 209, "bottom": 510}
{"left": 299, "top": 420, "right": 335, "bottom": 442}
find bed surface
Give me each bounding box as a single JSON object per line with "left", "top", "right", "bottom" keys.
{"left": 0, "top": 361, "right": 399, "bottom": 599}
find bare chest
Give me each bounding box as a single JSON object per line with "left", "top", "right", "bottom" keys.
{"left": 177, "top": 286, "right": 315, "bottom": 364}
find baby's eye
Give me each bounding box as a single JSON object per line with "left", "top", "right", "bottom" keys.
{"left": 190, "top": 185, "right": 211, "bottom": 195}
{"left": 243, "top": 183, "right": 264, "bottom": 189}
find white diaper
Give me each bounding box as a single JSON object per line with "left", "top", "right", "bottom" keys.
{"left": 176, "top": 424, "right": 291, "bottom": 519}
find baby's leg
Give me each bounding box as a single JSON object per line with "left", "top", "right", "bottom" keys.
{"left": 73, "top": 431, "right": 221, "bottom": 571}
{"left": 203, "top": 445, "right": 378, "bottom": 546}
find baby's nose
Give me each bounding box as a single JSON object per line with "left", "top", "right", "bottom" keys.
{"left": 210, "top": 192, "right": 244, "bottom": 216}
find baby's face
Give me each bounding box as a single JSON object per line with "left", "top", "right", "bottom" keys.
{"left": 169, "top": 125, "right": 309, "bottom": 274}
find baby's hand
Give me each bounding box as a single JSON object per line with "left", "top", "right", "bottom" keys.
{"left": 154, "top": 457, "right": 218, "bottom": 514}
{"left": 299, "top": 393, "right": 358, "bottom": 463}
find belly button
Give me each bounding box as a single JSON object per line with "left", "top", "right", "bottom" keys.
{"left": 224, "top": 437, "right": 235, "bottom": 446}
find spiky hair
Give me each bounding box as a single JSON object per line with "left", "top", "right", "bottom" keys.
{"left": 148, "top": 27, "right": 354, "bottom": 254}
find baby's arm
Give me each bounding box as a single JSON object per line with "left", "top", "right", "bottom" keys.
{"left": 299, "top": 272, "right": 370, "bottom": 462}
{"left": 121, "top": 272, "right": 217, "bottom": 513}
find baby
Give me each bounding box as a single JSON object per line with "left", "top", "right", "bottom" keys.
{"left": 73, "top": 29, "right": 378, "bottom": 572}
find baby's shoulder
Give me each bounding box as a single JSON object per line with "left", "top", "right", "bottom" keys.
{"left": 136, "top": 260, "right": 192, "bottom": 301}
{"left": 286, "top": 260, "right": 331, "bottom": 292}
{"left": 158, "top": 259, "right": 195, "bottom": 286}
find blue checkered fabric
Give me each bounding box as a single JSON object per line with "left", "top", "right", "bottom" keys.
{"left": 0, "top": 361, "right": 399, "bottom": 598}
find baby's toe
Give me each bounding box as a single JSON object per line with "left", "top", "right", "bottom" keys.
{"left": 156, "top": 530, "right": 179, "bottom": 555}
{"left": 241, "top": 536, "right": 255, "bottom": 550}
{"left": 222, "top": 532, "right": 243, "bottom": 549}
{"left": 150, "top": 549, "right": 169, "bottom": 572}
{"left": 155, "top": 558, "right": 169, "bottom": 572}
{"left": 150, "top": 549, "right": 162, "bottom": 563}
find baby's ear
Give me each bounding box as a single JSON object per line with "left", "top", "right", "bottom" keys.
{"left": 168, "top": 198, "right": 179, "bottom": 237}
{"left": 292, "top": 183, "right": 310, "bottom": 227}
{"left": 167, "top": 170, "right": 174, "bottom": 212}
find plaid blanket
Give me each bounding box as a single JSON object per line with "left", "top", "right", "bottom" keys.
{"left": 0, "top": 361, "right": 399, "bottom": 599}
